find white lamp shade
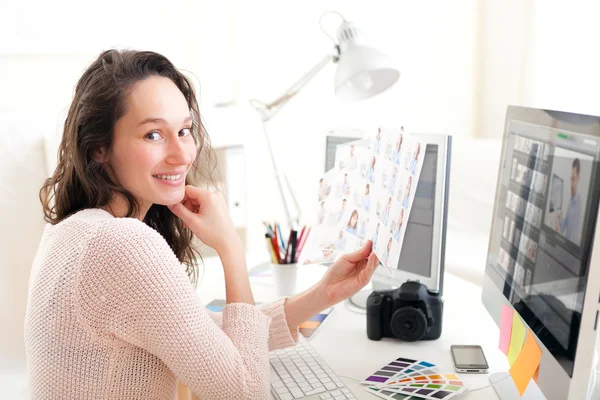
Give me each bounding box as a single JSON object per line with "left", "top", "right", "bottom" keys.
{"left": 334, "top": 46, "right": 400, "bottom": 100}
{"left": 333, "top": 21, "right": 400, "bottom": 101}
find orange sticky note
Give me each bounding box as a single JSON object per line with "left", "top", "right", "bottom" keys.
{"left": 499, "top": 305, "right": 514, "bottom": 355}
{"left": 507, "top": 313, "right": 527, "bottom": 366}
{"left": 299, "top": 321, "right": 319, "bottom": 329}
{"left": 509, "top": 330, "right": 542, "bottom": 396}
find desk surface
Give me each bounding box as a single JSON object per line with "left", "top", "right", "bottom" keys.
{"left": 196, "top": 255, "right": 507, "bottom": 399}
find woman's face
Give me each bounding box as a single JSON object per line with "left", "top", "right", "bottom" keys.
{"left": 370, "top": 157, "right": 375, "bottom": 167}
{"left": 106, "top": 76, "right": 197, "bottom": 212}
{"left": 351, "top": 213, "right": 358, "bottom": 226}
{"left": 365, "top": 185, "right": 369, "bottom": 195}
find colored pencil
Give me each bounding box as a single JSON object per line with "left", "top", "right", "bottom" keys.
{"left": 265, "top": 234, "right": 278, "bottom": 263}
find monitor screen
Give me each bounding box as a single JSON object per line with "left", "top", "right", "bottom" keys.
{"left": 486, "top": 116, "right": 600, "bottom": 377}
{"left": 396, "top": 144, "right": 438, "bottom": 279}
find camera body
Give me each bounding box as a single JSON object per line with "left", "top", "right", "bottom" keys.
{"left": 366, "top": 280, "right": 443, "bottom": 342}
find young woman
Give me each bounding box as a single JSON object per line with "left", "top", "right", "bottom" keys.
{"left": 24, "top": 49, "right": 379, "bottom": 399}
{"left": 345, "top": 209, "right": 359, "bottom": 235}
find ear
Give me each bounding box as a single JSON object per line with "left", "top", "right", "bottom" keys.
{"left": 93, "top": 147, "right": 108, "bottom": 163}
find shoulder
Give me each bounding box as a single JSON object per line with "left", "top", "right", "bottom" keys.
{"left": 82, "top": 216, "right": 177, "bottom": 273}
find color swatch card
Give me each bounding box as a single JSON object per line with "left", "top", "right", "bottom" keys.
{"left": 299, "top": 127, "right": 427, "bottom": 272}
{"left": 298, "top": 307, "right": 333, "bottom": 339}
{"left": 205, "top": 300, "right": 333, "bottom": 339}
{"left": 361, "top": 358, "right": 441, "bottom": 385}
{"left": 361, "top": 357, "right": 466, "bottom": 400}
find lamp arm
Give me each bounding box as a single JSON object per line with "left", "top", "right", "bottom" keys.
{"left": 250, "top": 47, "right": 339, "bottom": 122}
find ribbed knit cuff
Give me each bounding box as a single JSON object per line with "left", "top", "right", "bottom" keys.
{"left": 260, "top": 297, "right": 299, "bottom": 350}
{"left": 222, "top": 302, "right": 272, "bottom": 330}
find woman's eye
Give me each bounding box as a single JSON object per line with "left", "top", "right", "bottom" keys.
{"left": 146, "top": 131, "right": 161, "bottom": 141}
{"left": 180, "top": 127, "right": 192, "bottom": 137}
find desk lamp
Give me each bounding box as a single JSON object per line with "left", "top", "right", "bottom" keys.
{"left": 250, "top": 10, "right": 400, "bottom": 229}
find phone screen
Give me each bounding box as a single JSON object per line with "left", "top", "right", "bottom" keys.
{"left": 451, "top": 346, "right": 488, "bottom": 368}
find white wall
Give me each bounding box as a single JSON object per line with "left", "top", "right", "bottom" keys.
{"left": 476, "top": 0, "right": 600, "bottom": 139}
{"left": 232, "top": 0, "right": 479, "bottom": 252}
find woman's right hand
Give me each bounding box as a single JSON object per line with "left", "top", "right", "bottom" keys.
{"left": 167, "top": 185, "right": 240, "bottom": 254}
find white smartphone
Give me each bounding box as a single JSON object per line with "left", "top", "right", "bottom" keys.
{"left": 450, "top": 345, "right": 489, "bottom": 373}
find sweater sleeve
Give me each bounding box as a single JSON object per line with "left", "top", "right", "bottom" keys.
{"left": 206, "top": 299, "right": 299, "bottom": 351}
{"left": 74, "top": 218, "right": 274, "bottom": 399}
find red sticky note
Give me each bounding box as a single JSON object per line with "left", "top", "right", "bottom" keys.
{"left": 499, "top": 305, "right": 514, "bottom": 355}
{"left": 509, "top": 330, "right": 542, "bottom": 395}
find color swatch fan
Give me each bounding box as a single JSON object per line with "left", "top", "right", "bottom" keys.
{"left": 361, "top": 357, "right": 466, "bottom": 399}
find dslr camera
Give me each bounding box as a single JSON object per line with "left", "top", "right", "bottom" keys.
{"left": 366, "top": 280, "right": 443, "bottom": 342}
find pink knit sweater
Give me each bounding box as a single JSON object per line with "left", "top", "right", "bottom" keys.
{"left": 24, "top": 208, "right": 298, "bottom": 399}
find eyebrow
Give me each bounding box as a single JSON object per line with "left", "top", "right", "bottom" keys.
{"left": 138, "top": 115, "right": 193, "bottom": 126}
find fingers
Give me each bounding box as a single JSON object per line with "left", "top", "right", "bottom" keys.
{"left": 168, "top": 201, "right": 195, "bottom": 223}
{"left": 343, "top": 240, "right": 373, "bottom": 262}
{"left": 183, "top": 184, "right": 209, "bottom": 202}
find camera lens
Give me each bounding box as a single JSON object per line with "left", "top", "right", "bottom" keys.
{"left": 390, "top": 307, "right": 428, "bottom": 342}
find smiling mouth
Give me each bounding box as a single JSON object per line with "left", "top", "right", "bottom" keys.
{"left": 152, "top": 174, "right": 183, "bottom": 181}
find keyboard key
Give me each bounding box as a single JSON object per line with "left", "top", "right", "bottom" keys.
{"left": 324, "top": 382, "right": 337, "bottom": 390}
{"left": 275, "top": 386, "right": 290, "bottom": 395}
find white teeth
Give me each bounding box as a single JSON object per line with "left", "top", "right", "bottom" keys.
{"left": 153, "top": 174, "right": 182, "bottom": 181}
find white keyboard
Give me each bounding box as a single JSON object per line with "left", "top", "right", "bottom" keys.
{"left": 269, "top": 336, "right": 356, "bottom": 400}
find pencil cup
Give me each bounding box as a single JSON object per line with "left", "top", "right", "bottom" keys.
{"left": 272, "top": 263, "right": 298, "bottom": 297}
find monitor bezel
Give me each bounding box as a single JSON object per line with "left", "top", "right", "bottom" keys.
{"left": 481, "top": 105, "right": 600, "bottom": 399}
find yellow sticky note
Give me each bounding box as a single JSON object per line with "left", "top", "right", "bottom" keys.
{"left": 509, "top": 330, "right": 542, "bottom": 395}
{"left": 507, "top": 313, "right": 527, "bottom": 366}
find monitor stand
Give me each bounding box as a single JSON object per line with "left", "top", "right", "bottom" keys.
{"left": 489, "top": 372, "right": 545, "bottom": 399}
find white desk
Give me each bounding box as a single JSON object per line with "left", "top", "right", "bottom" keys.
{"left": 195, "top": 255, "right": 508, "bottom": 399}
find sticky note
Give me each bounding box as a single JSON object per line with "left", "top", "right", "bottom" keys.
{"left": 299, "top": 321, "right": 320, "bottom": 329}
{"left": 507, "top": 313, "right": 527, "bottom": 366}
{"left": 509, "top": 330, "right": 542, "bottom": 395}
{"left": 499, "top": 305, "right": 514, "bottom": 355}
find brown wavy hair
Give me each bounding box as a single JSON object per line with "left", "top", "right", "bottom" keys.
{"left": 39, "top": 49, "right": 216, "bottom": 288}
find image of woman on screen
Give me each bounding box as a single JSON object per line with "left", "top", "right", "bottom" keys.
{"left": 345, "top": 210, "right": 359, "bottom": 236}
{"left": 375, "top": 128, "right": 382, "bottom": 154}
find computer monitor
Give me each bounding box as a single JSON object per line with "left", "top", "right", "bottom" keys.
{"left": 482, "top": 106, "right": 600, "bottom": 399}
{"left": 324, "top": 133, "right": 451, "bottom": 307}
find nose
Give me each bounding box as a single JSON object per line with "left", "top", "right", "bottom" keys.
{"left": 165, "top": 135, "right": 193, "bottom": 165}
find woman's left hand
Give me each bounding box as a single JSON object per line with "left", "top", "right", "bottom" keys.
{"left": 318, "top": 241, "right": 380, "bottom": 305}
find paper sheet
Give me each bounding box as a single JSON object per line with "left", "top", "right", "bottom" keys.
{"left": 298, "top": 127, "right": 426, "bottom": 271}
{"left": 499, "top": 305, "right": 514, "bottom": 355}
{"left": 509, "top": 330, "right": 542, "bottom": 395}
{"left": 507, "top": 312, "right": 527, "bottom": 366}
